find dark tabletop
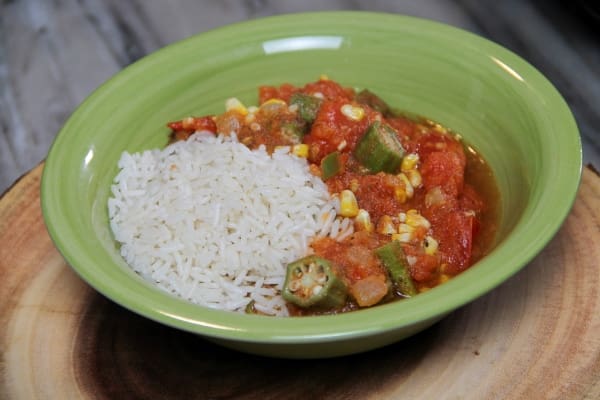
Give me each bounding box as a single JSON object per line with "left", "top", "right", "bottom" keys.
{"left": 1, "top": 0, "right": 598, "bottom": 192}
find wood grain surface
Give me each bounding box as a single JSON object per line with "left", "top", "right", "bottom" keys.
{"left": 1, "top": 164, "right": 599, "bottom": 400}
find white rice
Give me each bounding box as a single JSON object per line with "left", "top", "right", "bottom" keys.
{"left": 108, "top": 132, "right": 353, "bottom": 316}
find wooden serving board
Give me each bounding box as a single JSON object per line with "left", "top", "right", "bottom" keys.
{"left": 1, "top": 164, "right": 599, "bottom": 400}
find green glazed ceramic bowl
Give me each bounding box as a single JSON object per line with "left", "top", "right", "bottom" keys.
{"left": 41, "top": 12, "right": 581, "bottom": 358}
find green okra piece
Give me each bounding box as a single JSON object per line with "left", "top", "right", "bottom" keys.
{"left": 355, "top": 89, "right": 421, "bottom": 119}
{"left": 355, "top": 89, "right": 392, "bottom": 116}
{"left": 354, "top": 121, "right": 405, "bottom": 173}
{"left": 375, "top": 241, "right": 418, "bottom": 297}
{"left": 320, "top": 151, "right": 342, "bottom": 180}
{"left": 281, "top": 118, "right": 308, "bottom": 142}
{"left": 245, "top": 300, "right": 258, "bottom": 314}
{"left": 282, "top": 255, "right": 347, "bottom": 309}
{"left": 244, "top": 300, "right": 271, "bottom": 316}
{"left": 289, "top": 93, "right": 323, "bottom": 123}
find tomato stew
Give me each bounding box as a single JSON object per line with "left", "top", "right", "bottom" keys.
{"left": 168, "top": 77, "right": 500, "bottom": 316}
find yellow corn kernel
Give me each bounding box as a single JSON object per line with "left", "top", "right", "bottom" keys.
{"left": 398, "top": 223, "right": 415, "bottom": 234}
{"left": 395, "top": 223, "right": 416, "bottom": 243}
{"left": 339, "top": 190, "right": 359, "bottom": 217}
{"left": 396, "top": 173, "right": 414, "bottom": 201}
{"left": 439, "top": 274, "right": 451, "bottom": 284}
{"left": 392, "top": 232, "right": 412, "bottom": 243}
{"left": 394, "top": 186, "right": 407, "bottom": 204}
{"left": 292, "top": 144, "right": 309, "bottom": 158}
{"left": 406, "top": 169, "right": 422, "bottom": 188}
{"left": 423, "top": 236, "right": 439, "bottom": 255}
{"left": 406, "top": 209, "right": 431, "bottom": 229}
{"left": 433, "top": 123, "right": 448, "bottom": 134}
{"left": 181, "top": 117, "right": 195, "bottom": 130}
{"left": 355, "top": 209, "right": 373, "bottom": 232}
{"left": 401, "top": 153, "right": 420, "bottom": 172}
{"left": 262, "top": 98, "right": 287, "bottom": 107}
{"left": 349, "top": 178, "right": 360, "bottom": 193}
{"left": 340, "top": 104, "right": 365, "bottom": 121}
{"left": 398, "top": 212, "right": 407, "bottom": 223}
{"left": 225, "top": 97, "right": 248, "bottom": 115}
{"left": 376, "top": 215, "right": 396, "bottom": 235}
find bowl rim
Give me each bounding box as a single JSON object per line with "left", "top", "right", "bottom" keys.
{"left": 41, "top": 11, "right": 582, "bottom": 345}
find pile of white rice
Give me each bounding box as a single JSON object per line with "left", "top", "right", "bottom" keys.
{"left": 108, "top": 132, "right": 353, "bottom": 316}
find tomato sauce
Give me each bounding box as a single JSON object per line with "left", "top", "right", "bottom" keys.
{"left": 168, "top": 77, "right": 500, "bottom": 314}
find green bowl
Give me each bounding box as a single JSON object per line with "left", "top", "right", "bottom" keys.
{"left": 41, "top": 11, "right": 581, "bottom": 358}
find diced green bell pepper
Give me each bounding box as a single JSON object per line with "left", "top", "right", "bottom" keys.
{"left": 320, "top": 151, "right": 342, "bottom": 180}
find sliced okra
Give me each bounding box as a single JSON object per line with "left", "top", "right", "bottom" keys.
{"left": 354, "top": 89, "right": 392, "bottom": 116}
{"left": 245, "top": 300, "right": 259, "bottom": 314}
{"left": 280, "top": 118, "right": 308, "bottom": 142}
{"left": 375, "top": 241, "right": 418, "bottom": 297}
{"left": 289, "top": 93, "right": 323, "bottom": 123}
{"left": 354, "top": 121, "right": 405, "bottom": 173}
{"left": 282, "top": 255, "right": 347, "bottom": 309}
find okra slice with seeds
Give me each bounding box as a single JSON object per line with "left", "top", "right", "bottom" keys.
{"left": 354, "top": 121, "right": 405, "bottom": 173}
{"left": 375, "top": 241, "right": 418, "bottom": 297}
{"left": 282, "top": 255, "right": 347, "bottom": 309}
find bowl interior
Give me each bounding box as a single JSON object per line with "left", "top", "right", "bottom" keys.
{"left": 41, "top": 12, "right": 581, "bottom": 357}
